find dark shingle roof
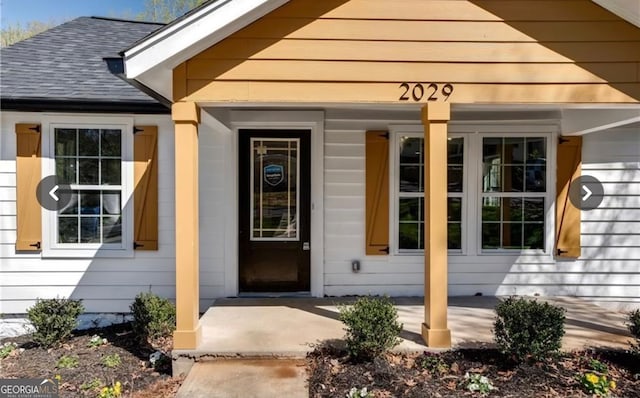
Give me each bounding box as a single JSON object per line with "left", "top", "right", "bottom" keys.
{"left": 1, "top": 17, "right": 166, "bottom": 110}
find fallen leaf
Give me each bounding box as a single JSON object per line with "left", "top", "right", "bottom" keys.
{"left": 405, "top": 379, "right": 417, "bottom": 387}
{"left": 450, "top": 362, "right": 460, "bottom": 374}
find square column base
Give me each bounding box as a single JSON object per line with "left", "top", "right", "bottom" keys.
{"left": 421, "top": 323, "right": 452, "bottom": 348}
{"left": 173, "top": 324, "right": 202, "bottom": 350}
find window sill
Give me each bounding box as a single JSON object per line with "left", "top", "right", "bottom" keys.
{"left": 42, "top": 247, "right": 134, "bottom": 259}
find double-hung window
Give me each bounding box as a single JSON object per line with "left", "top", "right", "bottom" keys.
{"left": 480, "top": 136, "right": 547, "bottom": 251}
{"left": 392, "top": 127, "right": 551, "bottom": 256}
{"left": 395, "top": 132, "right": 465, "bottom": 253}
{"left": 49, "top": 124, "right": 130, "bottom": 253}
{"left": 55, "top": 127, "right": 122, "bottom": 245}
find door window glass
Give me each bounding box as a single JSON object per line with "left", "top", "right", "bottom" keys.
{"left": 251, "top": 139, "right": 299, "bottom": 240}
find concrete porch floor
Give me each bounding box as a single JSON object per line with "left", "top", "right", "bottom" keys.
{"left": 173, "top": 296, "right": 633, "bottom": 364}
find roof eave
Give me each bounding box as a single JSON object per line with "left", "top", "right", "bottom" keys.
{"left": 123, "top": 0, "right": 288, "bottom": 81}
{"left": 0, "top": 97, "right": 170, "bottom": 114}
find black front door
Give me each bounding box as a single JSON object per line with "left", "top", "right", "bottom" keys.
{"left": 238, "top": 130, "right": 311, "bottom": 292}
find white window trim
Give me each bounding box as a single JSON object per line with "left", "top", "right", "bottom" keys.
{"left": 474, "top": 130, "right": 555, "bottom": 256}
{"left": 41, "top": 115, "right": 134, "bottom": 258}
{"left": 389, "top": 125, "right": 468, "bottom": 256}
{"left": 389, "top": 122, "right": 557, "bottom": 259}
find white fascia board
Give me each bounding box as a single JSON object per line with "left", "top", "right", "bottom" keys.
{"left": 124, "top": 0, "right": 289, "bottom": 79}
{"left": 592, "top": 0, "right": 640, "bottom": 27}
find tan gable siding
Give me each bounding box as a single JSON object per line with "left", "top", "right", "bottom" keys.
{"left": 177, "top": 0, "right": 640, "bottom": 104}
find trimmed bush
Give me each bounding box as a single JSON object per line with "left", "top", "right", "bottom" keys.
{"left": 627, "top": 309, "right": 640, "bottom": 352}
{"left": 27, "top": 298, "right": 84, "bottom": 348}
{"left": 493, "top": 297, "right": 566, "bottom": 362}
{"left": 338, "top": 296, "right": 403, "bottom": 362}
{"left": 130, "top": 292, "right": 176, "bottom": 341}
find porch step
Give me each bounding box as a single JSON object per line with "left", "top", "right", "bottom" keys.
{"left": 176, "top": 359, "right": 308, "bottom": 398}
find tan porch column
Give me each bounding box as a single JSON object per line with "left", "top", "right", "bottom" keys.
{"left": 421, "top": 103, "right": 452, "bottom": 348}
{"left": 172, "top": 102, "right": 202, "bottom": 350}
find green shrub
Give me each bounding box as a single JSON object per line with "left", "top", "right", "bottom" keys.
{"left": 102, "top": 353, "right": 121, "bottom": 368}
{"left": 130, "top": 292, "right": 176, "bottom": 341}
{"left": 628, "top": 309, "right": 640, "bottom": 352}
{"left": 493, "top": 297, "right": 566, "bottom": 362}
{"left": 338, "top": 296, "right": 403, "bottom": 362}
{"left": 26, "top": 298, "right": 84, "bottom": 348}
{"left": 56, "top": 355, "right": 79, "bottom": 369}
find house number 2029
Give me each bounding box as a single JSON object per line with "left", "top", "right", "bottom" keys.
{"left": 398, "top": 83, "right": 454, "bottom": 102}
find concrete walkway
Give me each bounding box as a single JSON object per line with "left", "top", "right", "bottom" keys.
{"left": 174, "top": 296, "right": 634, "bottom": 397}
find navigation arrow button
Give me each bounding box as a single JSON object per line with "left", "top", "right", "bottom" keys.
{"left": 582, "top": 185, "right": 592, "bottom": 202}
{"left": 49, "top": 185, "right": 60, "bottom": 202}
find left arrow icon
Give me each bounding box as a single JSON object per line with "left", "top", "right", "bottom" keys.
{"left": 49, "top": 185, "right": 60, "bottom": 201}
{"left": 36, "top": 176, "right": 71, "bottom": 211}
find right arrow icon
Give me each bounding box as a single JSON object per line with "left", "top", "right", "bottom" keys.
{"left": 569, "top": 175, "right": 604, "bottom": 211}
{"left": 582, "top": 185, "right": 592, "bottom": 202}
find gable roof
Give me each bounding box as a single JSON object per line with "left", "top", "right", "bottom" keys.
{"left": 1, "top": 17, "right": 168, "bottom": 113}
{"left": 123, "top": 0, "right": 287, "bottom": 100}
{"left": 123, "top": 0, "right": 640, "bottom": 102}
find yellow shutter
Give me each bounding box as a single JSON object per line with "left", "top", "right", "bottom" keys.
{"left": 15, "top": 123, "right": 42, "bottom": 251}
{"left": 133, "top": 126, "right": 158, "bottom": 250}
{"left": 556, "top": 136, "right": 582, "bottom": 258}
{"left": 365, "top": 131, "right": 389, "bottom": 255}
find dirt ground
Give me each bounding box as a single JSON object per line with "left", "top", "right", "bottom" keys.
{"left": 0, "top": 323, "right": 180, "bottom": 397}
{"left": 4, "top": 322, "right": 640, "bottom": 397}
{"left": 308, "top": 344, "right": 640, "bottom": 398}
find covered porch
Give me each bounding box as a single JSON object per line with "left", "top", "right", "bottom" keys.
{"left": 172, "top": 296, "right": 633, "bottom": 374}
{"left": 121, "top": 0, "right": 640, "bottom": 356}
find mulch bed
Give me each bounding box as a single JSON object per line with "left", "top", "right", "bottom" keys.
{"left": 308, "top": 344, "right": 640, "bottom": 397}
{"left": 0, "top": 323, "right": 179, "bottom": 397}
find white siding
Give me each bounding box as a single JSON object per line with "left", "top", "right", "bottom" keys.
{"left": 1, "top": 107, "right": 637, "bottom": 315}
{"left": 322, "top": 109, "right": 640, "bottom": 308}
{"left": 324, "top": 109, "right": 425, "bottom": 297}
{"left": 0, "top": 111, "right": 226, "bottom": 314}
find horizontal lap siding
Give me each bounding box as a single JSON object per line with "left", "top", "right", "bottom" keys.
{"left": 324, "top": 110, "right": 423, "bottom": 296}
{"left": 0, "top": 112, "right": 226, "bottom": 314}
{"left": 183, "top": 0, "right": 640, "bottom": 103}
{"left": 323, "top": 110, "right": 640, "bottom": 306}
{"left": 578, "top": 128, "right": 640, "bottom": 302}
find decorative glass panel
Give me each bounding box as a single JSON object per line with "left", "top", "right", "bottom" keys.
{"left": 251, "top": 139, "right": 299, "bottom": 240}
